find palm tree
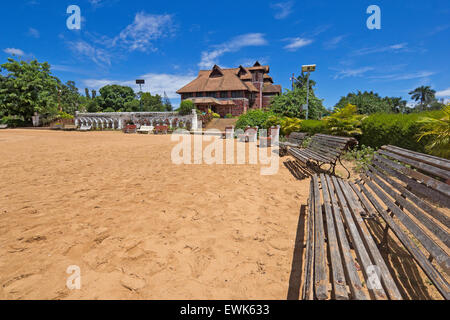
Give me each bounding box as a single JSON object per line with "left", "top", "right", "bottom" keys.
{"left": 417, "top": 104, "right": 450, "bottom": 159}
{"left": 409, "top": 86, "right": 436, "bottom": 109}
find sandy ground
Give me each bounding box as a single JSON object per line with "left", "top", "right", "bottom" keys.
{"left": 0, "top": 129, "right": 445, "bottom": 300}
{"left": 0, "top": 129, "right": 310, "bottom": 300}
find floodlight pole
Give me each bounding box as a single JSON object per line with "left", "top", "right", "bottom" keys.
{"left": 305, "top": 72, "right": 310, "bottom": 120}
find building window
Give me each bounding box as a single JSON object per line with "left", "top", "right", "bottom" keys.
{"left": 232, "top": 91, "right": 243, "bottom": 98}
{"left": 220, "top": 91, "right": 228, "bottom": 98}
{"left": 206, "top": 92, "right": 216, "bottom": 98}
{"left": 196, "top": 92, "right": 204, "bottom": 97}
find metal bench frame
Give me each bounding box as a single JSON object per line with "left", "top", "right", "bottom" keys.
{"left": 304, "top": 146, "right": 450, "bottom": 300}
{"left": 289, "top": 134, "right": 358, "bottom": 178}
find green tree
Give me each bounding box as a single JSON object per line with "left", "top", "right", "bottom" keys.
{"left": 409, "top": 86, "right": 436, "bottom": 108}
{"left": 85, "top": 88, "right": 91, "bottom": 99}
{"left": 270, "top": 86, "right": 326, "bottom": 120}
{"left": 334, "top": 91, "right": 397, "bottom": 114}
{"left": 59, "top": 80, "right": 80, "bottom": 115}
{"left": 141, "top": 92, "right": 165, "bottom": 111}
{"left": 163, "top": 92, "right": 173, "bottom": 111}
{"left": 124, "top": 99, "right": 141, "bottom": 112}
{"left": 0, "top": 58, "right": 59, "bottom": 122}
{"left": 178, "top": 100, "right": 196, "bottom": 115}
{"left": 98, "top": 84, "right": 136, "bottom": 111}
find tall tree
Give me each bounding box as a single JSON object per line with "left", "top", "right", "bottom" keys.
{"left": 59, "top": 80, "right": 80, "bottom": 115}
{"left": 91, "top": 89, "right": 97, "bottom": 99}
{"left": 0, "top": 58, "right": 59, "bottom": 121}
{"left": 409, "top": 86, "right": 436, "bottom": 107}
{"left": 97, "top": 84, "right": 136, "bottom": 111}
{"left": 85, "top": 88, "right": 91, "bottom": 99}
{"left": 334, "top": 91, "right": 400, "bottom": 114}
{"left": 163, "top": 92, "right": 173, "bottom": 111}
{"left": 270, "top": 86, "right": 326, "bottom": 119}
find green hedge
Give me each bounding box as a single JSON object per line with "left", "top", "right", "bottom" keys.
{"left": 236, "top": 110, "right": 275, "bottom": 129}
{"left": 1, "top": 116, "right": 28, "bottom": 128}
{"left": 360, "top": 111, "right": 443, "bottom": 152}
{"left": 299, "top": 120, "right": 328, "bottom": 135}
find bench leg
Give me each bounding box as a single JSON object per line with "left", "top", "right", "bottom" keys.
{"left": 338, "top": 157, "right": 351, "bottom": 179}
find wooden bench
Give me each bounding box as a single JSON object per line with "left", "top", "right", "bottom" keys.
{"left": 280, "top": 132, "right": 309, "bottom": 156}
{"left": 63, "top": 124, "right": 77, "bottom": 131}
{"left": 304, "top": 146, "right": 450, "bottom": 300}
{"left": 289, "top": 134, "right": 358, "bottom": 178}
{"left": 137, "top": 125, "right": 154, "bottom": 134}
{"left": 304, "top": 174, "right": 403, "bottom": 300}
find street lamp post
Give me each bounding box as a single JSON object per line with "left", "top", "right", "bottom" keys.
{"left": 136, "top": 79, "right": 145, "bottom": 112}
{"left": 301, "top": 64, "right": 316, "bottom": 120}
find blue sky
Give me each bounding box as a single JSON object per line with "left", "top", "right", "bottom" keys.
{"left": 1, "top": 0, "right": 449, "bottom": 109}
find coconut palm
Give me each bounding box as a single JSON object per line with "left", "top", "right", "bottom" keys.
{"left": 409, "top": 86, "right": 436, "bottom": 107}
{"left": 417, "top": 104, "right": 450, "bottom": 159}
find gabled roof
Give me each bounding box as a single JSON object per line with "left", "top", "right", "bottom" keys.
{"left": 263, "top": 83, "right": 282, "bottom": 94}
{"left": 176, "top": 62, "right": 274, "bottom": 94}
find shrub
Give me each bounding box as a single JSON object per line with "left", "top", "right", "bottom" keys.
{"left": 342, "top": 145, "right": 375, "bottom": 172}
{"left": 299, "top": 120, "right": 328, "bottom": 135}
{"left": 103, "top": 107, "right": 115, "bottom": 113}
{"left": 178, "top": 100, "right": 196, "bottom": 116}
{"left": 1, "top": 116, "right": 28, "bottom": 127}
{"left": 417, "top": 104, "right": 450, "bottom": 158}
{"left": 324, "top": 104, "right": 365, "bottom": 138}
{"left": 225, "top": 113, "right": 233, "bottom": 119}
{"left": 212, "top": 112, "right": 220, "bottom": 118}
{"left": 360, "top": 110, "right": 444, "bottom": 152}
{"left": 235, "top": 110, "right": 274, "bottom": 130}
{"left": 58, "top": 111, "right": 74, "bottom": 119}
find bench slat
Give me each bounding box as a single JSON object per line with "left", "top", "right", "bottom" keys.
{"left": 325, "top": 176, "right": 368, "bottom": 300}
{"left": 313, "top": 175, "right": 329, "bottom": 300}
{"left": 302, "top": 179, "right": 315, "bottom": 300}
{"left": 361, "top": 175, "right": 450, "bottom": 275}
{"left": 374, "top": 155, "right": 450, "bottom": 207}
{"left": 372, "top": 159, "right": 450, "bottom": 227}
{"left": 339, "top": 179, "right": 403, "bottom": 300}
{"left": 379, "top": 150, "right": 450, "bottom": 181}
{"left": 331, "top": 176, "right": 388, "bottom": 300}
{"left": 366, "top": 167, "right": 450, "bottom": 247}
{"left": 356, "top": 179, "right": 450, "bottom": 299}
{"left": 320, "top": 174, "right": 349, "bottom": 300}
{"left": 382, "top": 145, "right": 450, "bottom": 171}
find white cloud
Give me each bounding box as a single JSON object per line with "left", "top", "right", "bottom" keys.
{"left": 3, "top": 48, "right": 26, "bottom": 56}
{"left": 112, "top": 12, "right": 174, "bottom": 52}
{"left": 271, "top": 1, "right": 294, "bottom": 20}
{"left": 332, "top": 66, "right": 374, "bottom": 79}
{"left": 436, "top": 88, "right": 450, "bottom": 97}
{"left": 68, "top": 40, "right": 112, "bottom": 67}
{"left": 353, "top": 43, "right": 408, "bottom": 56}
{"left": 283, "top": 38, "right": 313, "bottom": 51}
{"left": 28, "top": 28, "right": 40, "bottom": 38}
{"left": 323, "top": 35, "right": 346, "bottom": 49}
{"left": 83, "top": 73, "right": 196, "bottom": 99}
{"left": 198, "top": 33, "right": 267, "bottom": 69}
{"left": 368, "top": 71, "right": 435, "bottom": 81}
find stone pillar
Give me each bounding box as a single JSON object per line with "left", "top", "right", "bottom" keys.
{"left": 191, "top": 109, "right": 198, "bottom": 130}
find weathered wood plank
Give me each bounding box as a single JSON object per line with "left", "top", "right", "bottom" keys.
{"left": 319, "top": 174, "right": 349, "bottom": 300}
{"left": 331, "top": 176, "right": 388, "bottom": 300}
{"left": 325, "top": 176, "right": 368, "bottom": 300}
{"left": 366, "top": 166, "right": 450, "bottom": 247}
{"left": 302, "top": 179, "right": 315, "bottom": 300}
{"left": 312, "top": 175, "right": 329, "bottom": 300}
{"left": 382, "top": 145, "right": 450, "bottom": 171}
{"left": 357, "top": 179, "right": 450, "bottom": 299}
{"left": 361, "top": 175, "right": 450, "bottom": 275}
{"left": 338, "top": 179, "right": 403, "bottom": 300}
{"left": 372, "top": 159, "right": 450, "bottom": 227}
{"left": 378, "top": 150, "right": 450, "bottom": 181}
